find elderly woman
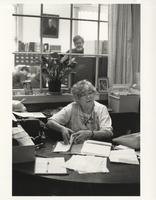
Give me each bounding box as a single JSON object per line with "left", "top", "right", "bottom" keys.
{"left": 47, "top": 80, "right": 113, "bottom": 144}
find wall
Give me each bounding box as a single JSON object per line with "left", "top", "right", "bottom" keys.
{"left": 22, "top": 4, "right": 70, "bottom": 52}
{"left": 19, "top": 4, "right": 108, "bottom": 53}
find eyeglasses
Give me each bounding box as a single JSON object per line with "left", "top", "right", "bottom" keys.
{"left": 80, "top": 91, "right": 95, "bottom": 99}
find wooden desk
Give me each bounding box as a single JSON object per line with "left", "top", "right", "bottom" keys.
{"left": 13, "top": 140, "right": 140, "bottom": 196}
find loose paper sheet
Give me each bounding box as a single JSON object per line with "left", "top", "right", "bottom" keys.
{"left": 35, "top": 157, "right": 67, "bottom": 174}
{"left": 109, "top": 149, "right": 139, "bottom": 165}
{"left": 53, "top": 134, "right": 74, "bottom": 152}
{"left": 53, "top": 141, "right": 72, "bottom": 152}
{"left": 64, "top": 155, "right": 109, "bottom": 173}
{"left": 81, "top": 140, "right": 112, "bottom": 157}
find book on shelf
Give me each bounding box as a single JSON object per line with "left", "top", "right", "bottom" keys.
{"left": 29, "top": 42, "right": 35, "bottom": 52}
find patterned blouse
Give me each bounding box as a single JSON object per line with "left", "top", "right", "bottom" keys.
{"left": 49, "top": 101, "right": 112, "bottom": 133}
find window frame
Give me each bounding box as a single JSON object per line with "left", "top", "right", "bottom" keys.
{"left": 13, "top": 3, "right": 109, "bottom": 93}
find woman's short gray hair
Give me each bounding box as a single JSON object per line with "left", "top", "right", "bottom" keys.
{"left": 71, "top": 80, "right": 96, "bottom": 99}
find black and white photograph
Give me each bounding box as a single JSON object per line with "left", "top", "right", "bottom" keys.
{"left": 1, "top": 1, "right": 155, "bottom": 198}
{"left": 98, "top": 78, "right": 109, "bottom": 92}
{"left": 42, "top": 14, "right": 59, "bottom": 38}
{"left": 11, "top": 3, "right": 141, "bottom": 196}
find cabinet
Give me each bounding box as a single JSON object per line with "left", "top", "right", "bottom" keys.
{"left": 108, "top": 94, "right": 140, "bottom": 113}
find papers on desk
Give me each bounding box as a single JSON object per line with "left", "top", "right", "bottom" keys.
{"left": 53, "top": 134, "right": 74, "bottom": 152}
{"left": 109, "top": 149, "right": 139, "bottom": 165}
{"left": 53, "top": 141, "right": 83, "bottom": 155}
{"left": 81, "top": 140, "right": 112, "bottom": 157}
{"left": 12, "top": 125, "right": 34, "bottom": 146}
{"left": 35, "top": 157, "right": 67, "bottom": 174}
{"left": 114, "top": 145, "right": 133, "bottom": 150}
{"left": 64, "top": 155, "right": 109, "bottom": 173}
{"left": 13, "top": 111, "right": 46, "bottom": 118}
{"left": 53, "top": 139, "right": 112, "bottom": 158}
{"left": 53, "top": 142, "right": 72, "bottom": 152}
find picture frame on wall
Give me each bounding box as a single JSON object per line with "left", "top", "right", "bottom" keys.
{"left": 42, "top": 14, "right": 59, "bottom": 38}
{"left": 98, "top": 77, "right": 109, "bottom": 93}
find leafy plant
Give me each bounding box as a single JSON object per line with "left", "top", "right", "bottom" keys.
{"left": 41, "top": 52, "right": 76, "bottom": 81}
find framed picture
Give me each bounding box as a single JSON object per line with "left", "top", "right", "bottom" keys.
{"left": 98, "top": 78, "right": 109, "bottom": 93}
{"left": 41, "top": 14, "right": 59, "bottom": 38}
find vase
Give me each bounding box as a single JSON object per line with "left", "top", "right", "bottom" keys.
{"left": 48, "top": 79, "right": 61, "bottom": 93}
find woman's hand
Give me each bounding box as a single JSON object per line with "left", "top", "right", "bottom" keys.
{"left": 72, "top": 130, "right": 92, "bottom": 144}
{"left": 61, "top": 127, "right": 74, "bottom": 144}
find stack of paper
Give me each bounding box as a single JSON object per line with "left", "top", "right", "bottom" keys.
{"left": 35, "top": 157, "right": 67, "bottom": 174}
{"left": 13, "top": 111, "right": 46, "bottom": 118}
{"left": 12, "top": 125, "right": 34, "bottom": 146}
{"left": 64, "top": 155, "right": 109, "bottom": 173}
{"left": 81, "top": 140, "right": 112, "bottom": 157}
{"left": 109, "top": 149, "right": 139, "bottom": 165}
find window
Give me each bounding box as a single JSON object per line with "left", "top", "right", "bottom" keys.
{"left": 13, "top": 4, "right": 109, "bottom": 93}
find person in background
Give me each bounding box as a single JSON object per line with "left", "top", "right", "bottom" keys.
{"left": 61, "top": 35, "right": 84, "bottom": 63}
{"left": 46, "top": 80, "right": 113, "bottom": 144}
{"left": 70, "top": 35, "right": 84, "bottom": 53}
{"left": 13, "top": 66, "right": 30, "bottom": 89}
{"left": 31, "top": 68, "right": 49, "bottom": 88}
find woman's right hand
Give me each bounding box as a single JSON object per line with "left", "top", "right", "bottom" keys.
{"left": 61, "top": 127, "right": 74, "bottom": 144}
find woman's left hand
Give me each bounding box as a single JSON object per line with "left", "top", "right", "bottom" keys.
{"left": 72, "top": 130, "right": 91, "bottom": 144}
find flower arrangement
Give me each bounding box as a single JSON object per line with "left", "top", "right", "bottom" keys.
{"left": 41, "top": 52, "right": 76, "bottom": 92}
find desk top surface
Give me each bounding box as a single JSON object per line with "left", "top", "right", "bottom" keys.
{"left": 13, "top": 139, "right": 140, "bottom": 185}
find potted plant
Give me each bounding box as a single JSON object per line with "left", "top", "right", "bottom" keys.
{"left": 41, "top": 52, "right": 76, "bottom": 93}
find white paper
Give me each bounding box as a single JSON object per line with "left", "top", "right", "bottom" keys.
{"left": 53, "top": 134, "right": 74, "bottom": 152}
{"left": 35, "top": 157, "right": 67, "bottom": 174}
{"left": 53, "top": 141, "right": 72, "bottom": 152}
{"left": 109, "top": 149, "right": 139, "bottom": 165}
{"left": 81, "top": 140, "right": 112, "bottom": 157}
{"left": 12, "top": 125, "right": 34, "bottom": 145}
{"left": 13, "top": 111, "right": 46, "bottom": 118}
{"left": 114, "top": 145, "right": 132, "bottom": 150}
{"left": 64, "top": 155, "right": 109, "bottom": 173}
{"left": 12, "top": 113, "right": 17, "bottom": 121}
